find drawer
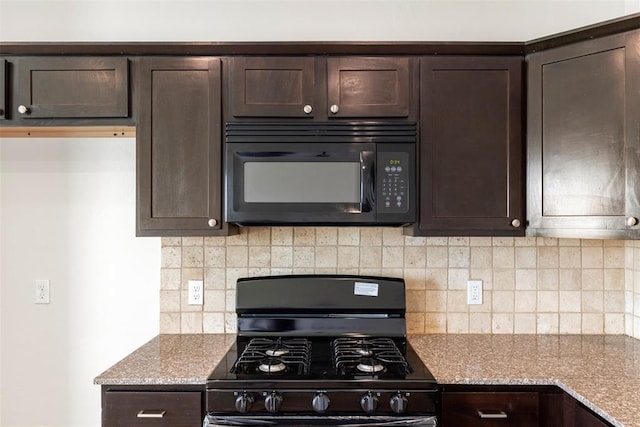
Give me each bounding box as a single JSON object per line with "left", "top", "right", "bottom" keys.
{"left": 103, "top": 391, "right": 202, "bottom": 426}
{"left": 442, "top": 392, "right": 539, "bottom": 427}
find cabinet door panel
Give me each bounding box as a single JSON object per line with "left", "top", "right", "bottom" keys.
{"left": 528, "top": 31, "right": 640, "bottom": 237}
{"left": 442, "top": 392, "right": 538, "bottom": 427}
{"left": 327, "top": 57, "right": 410, "bottom": 117}
{"left": 137, "top": 57, "right": 226, "bottom": 236}
{"left": 230, "top": 57, "right": 315, "bottom": 117}
{"left": 15, "top": 57, "right": 128, "bottom": 118}
{"left": 416, "top": 56, "right": 523, "bottom": 236}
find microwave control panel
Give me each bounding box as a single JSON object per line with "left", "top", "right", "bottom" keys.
{"left": 377, "top": 151, "right": 410, "bottom": 213}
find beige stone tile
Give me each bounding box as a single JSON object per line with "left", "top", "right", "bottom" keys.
{"left": 360, "top": 228, "right": 383, "bottom": 246}
{"left": 360, "top": 246, "right": 382, "bottom": 268}
{"left": 160, "top": 290, "right": 180, "bottom": 312}
{"left": 380, "top": 268, "right": 403, "bottom": 278}
{"left": 493, "top": 247, "right": 515, "bottom": 269}
{"left": 315, "top": 267, "right": 337, "bottom": 274}
{"left": 493, "top": 291, "right": 515, "bottom": 313}
{"left": 316, "top": 227, "right": 338, "bottom": 245}
{"left": 405, "top": 235, "right": 427, "bottom": 246}
{"left": 359, "top": 268, "right": 382, "bottom": 276}
{"left": 514, "top": 237, "right": 537, "bottom": 246}
{"left": 226, "top": 246, "right": 248, "bottom": 267}
{"left": 425, "top": 237, "right": 448, "bottom": 246}
{"left": 582, "top": 313, "right": 604, "bottom": 334}
{"left": 203, "top": 313, "right": 225, "bottom": 333}
{"left": 404, "top": 268, "right": 426, "bottom": 289}
{"left": 161, "top": 268, "right": 181, "bottom": 290}
{"left": 581, "top": 239, "right": 603, "bottom": 247}
{"left": 382, "top": 246, "right": 404, "bottom": 268}
{"left": 293, "top": 227, "right": 315, "bottom": 246}
{"left": 204, "top": 290, "right": 225, "bottom": 312}
{"left": 537, "top": 269, "right": 559, "bottom": 291}
{"left": 537, "top": 291, "right": 559, "bottom": 312}
{"left": 337, "top": 246, "right": 360, "bottom": 268}
{"left": 470, "top": 247, "right": 492, "bottom": 269}
{"left": 316, "top": 246, "right": 337, "bottom": 268}
{"left": 604, "top": 313, "right": 624, "bottom": 334}
{"left": 181, "top": 312, "right": 203, "bottom": 333}
{"left": 469, "top": 291, "right": 492, "bottom": 313}
{"left": 470, "top": 237, "right": 493, "bottom": 246}
{"left": 559, "top": 313, "right": 582, "bottom": 334}
{"left": 582, "top": 247, "right": 604, "bottom": 268}
{"left": 537, "top": 247, "right": 559, "bottom": 268}
{"left": 204, "top": 268, "right": 225, "bottom": 290}
{"left": 492, "top": 313, "right": 514, "bottom": 333}
{"left": 494, "top": 269, "right": 515, "bottom": 290}
{"left": 161, "top": 246, "right": 181, "bottom": 268}
{"left": 559, "top": 290, "right": 581, "bottom": 313}
{"left": 226, "top": 230, "right": 249, "bottom": 245}
{"left": 226, "top": 267, "right": 248, "bottom": 289}
{"left": 204, "top": 236, "right": 226, "bottom": 247}
{"left": 271, "top": 227, "right": 293, "bottom": 245}
{"left": 582, "top": 291, "right": 604, "bottom": 313}
{"left": 160, "top": 312, "right": 181, "bottom": 333}
{"left": 292, "top": 267, "right": 315, "bottom": 275}
{"left": 338, "top": 228, "right": 360, "bottom": 246}
{"left": 181, "top": 268, "right": 203, "bottom": 289}
{"left": 514, "top": 313, "right": 537, "bottom": 333}
{"left": 249, "top": 267, "right": 270, "bottom": 277}
{"left": 447, "top": 313, "right": 469, "bottom": 333}
{"left": 406, "top": 290, "right": 426, "bottom": 312}
{"left": 181, "top": 289, "right": 203, "bottom": 312}
{"left": 204, "top": 246, "right": 226, "bottom": 268}
{"left": 162, "top": 237, "right": 181, "bottom": 247}
{"left": 604, "top": 291, "right": 625, "bottom": 313}
{"left": 182, "top": 236, "right": 203, "bottom": 247}
{"left": 225, "top": 290, "right": 236, "bottom": 312}
{"left": 425, "top": 268, "right": 448, "bottom": 290}
{"left": 383, "top": 228, "right": 405, "bottom": 246}
{"left": 604, "top": 268, "right": 624, "bottom": 291}
{"left": 449, "top": 246, "right": 470, "bottom": 268}
{"left": 271, "top": 246, "right": 293, "bottom": 268}
{"left": 604, "top": 246, "right": 625, "bottom": 268}
{"left": 492, "top": 237, "right": 514, "bottom": 246}
{"left": 425, "top": 290, "right": 447, "bottom": 312}
{"left": 515, "top": 247, "right": 537, "bottom": 269}
{"left": 559, "top": 269, "right": 582, "bottom": 290}
{"left": 558, "top": 238, "right": 580, "bottom": 247}
{"left": 447, "top": 290, "right": 468, "bottom": 312}
{"left": 447, "top": 268, "right": 469, "bottom": 290}
{"left": 293, "top": 246, "right": 315, "bottom": 268}
{"left": 559, "top": 247, "right": 581, "bottom": 268}
{"left": 537, "top": 313, "right": 559, "bottom": 334}
{"left": 406, "top": 313, "right": 425, "bottom": 333}
{"left": 424, "top": 313, "right": 447, "bottom": 333}
{"left": 515, "top": 269, "right": 537, "bottom": 290}
{"left": 514, "top": 290, "right": 536, "bottom": 312}
{"left": 246, "top": 227, "right": 271, "bottom": 246}
{"left": 427, "top": 246, "right": 448, "bottom": 268}
{"left": 225, "top": 313, "right": 238, "bottom": 334}
{"left": 470, "top": 269, "right": 493, "bottom": 290}
{"left": 271, "top": 268, "right": 294, "bottom": 276}
{"left": 249, "top": 246, "right": 271, "bottom": 267}
{"left": 182, "top": 246, "right": 204, "bottom": 268}
{"left": 537, "top": 237, "right": 558, "bottom": 246}
{"left": 449, "top": 237, "right": 469, "bottom": 246}
{"left": 582, "top": 269, "right": 604, "bottom": 290}
{"left": 469, "top": 312, "right": 492, "bottom": 333}
{"left": 403, "top": 246, "right": 426, "bottom": 269}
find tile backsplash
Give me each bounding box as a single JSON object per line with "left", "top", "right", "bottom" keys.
{"left": 159, "top": 227, "right": 640, "bottom": 339}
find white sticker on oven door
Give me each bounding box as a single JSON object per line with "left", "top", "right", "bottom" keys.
{"left": 354, "top": 282, "right": 379, "bottom": 297}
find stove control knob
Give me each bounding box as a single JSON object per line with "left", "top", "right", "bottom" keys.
{"left": 390, "top": 393, "right": 409, "bottom": 414}
{"left": 312, "top": 392, "right": 330, "bottom": 413}
{"left": 264, "top": 391, "right": 283, "bottom": 413}
{"left": 360, "top": 392, "right": 378, "bottom": 413}
{"left": 235, "top": 392, "right": 254, "bottom": 413}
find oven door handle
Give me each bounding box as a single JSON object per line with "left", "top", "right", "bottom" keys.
{"left": 204, "top": 414, "right": 437, "bottom": 427}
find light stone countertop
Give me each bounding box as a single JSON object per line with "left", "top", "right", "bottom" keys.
{"left": 95, "top": 334, "right": 640, "bottom": 427}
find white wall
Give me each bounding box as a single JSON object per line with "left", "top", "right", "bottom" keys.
{"left": 0, "top": 138, "right": 160, "bottom": 427}
{"left": 1, "top": 1, "right": 639, "bottom": 426}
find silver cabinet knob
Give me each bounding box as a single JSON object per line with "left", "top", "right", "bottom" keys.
{"left": 511, "top": 218, "right": 521, "bottom": 228}
{"left": 208, "top": 219, "right": 218, "bottom": 227}
{"left": 17, "top": 105, "right": 29, "bottom": 114}
{"left": 303, "top": 104, "right": 313, "bottom": 114}
{"left": 329, "top": 104, "right": 340, "bottom": 114}
{"left": 627, "top": 216, "right": 638, "bottom": 227}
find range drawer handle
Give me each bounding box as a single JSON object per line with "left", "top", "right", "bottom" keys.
{"left": 137, "top": 409, "right": 166, "bottom": 418}
{"left": 477, "top": 410, "right": 507, "bottom": 419}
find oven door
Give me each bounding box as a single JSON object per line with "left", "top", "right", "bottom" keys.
{"left": 204, "top": 414, "right": 437, "bottom": 426}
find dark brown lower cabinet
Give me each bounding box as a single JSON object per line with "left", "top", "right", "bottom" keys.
{"left": 102, "top": 388, "right": 203, "bottom": 426}
{"left": 442, "top": 391, "right": 539, "bottom": 427}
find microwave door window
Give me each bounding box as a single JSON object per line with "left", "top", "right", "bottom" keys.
{"left": 243, "top": 162, "right": 361, "bottom": 205}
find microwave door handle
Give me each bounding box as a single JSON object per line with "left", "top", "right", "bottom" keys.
{"left": 359, "top": 152, "right": 365, "bottom": 213}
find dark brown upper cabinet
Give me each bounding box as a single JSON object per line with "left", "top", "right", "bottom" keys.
{"left": 136, "top": 57, "right": 235, "bottom": 237}
{"left": 411, "top": 56, "right": 524, "bottom": 236}
{"left": 229, "top": 56, "right": 415, "bottom": 120}
{"left": 14, "top": 57, "right": 128, "bottom": 119}
{"left": 0, "top": 59, "right": 6, "bottom": 120}
{"left": 527, "top": 30, "right": 640, "bottom": 239}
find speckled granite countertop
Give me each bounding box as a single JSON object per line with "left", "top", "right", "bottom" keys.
{"left": 95, "top": 334, "right": 640, "bottom": 427}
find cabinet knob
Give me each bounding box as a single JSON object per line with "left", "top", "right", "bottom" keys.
{"left": 17, "top": 105, "right": 29, "bottom": 114}
{"left": 627, "top": 216, "right": 638, "bottom": 227}
{"left": 511, "top": 218, "right": 521, "bottom": 228}
{"left": 303, "top": 104, "right": 313, "bottom": 114}
{"left": 329, "top": 104, "right": 340, "bottom": 114}
{"left": 208, "top": 219, "right": 218, "bottom": 227}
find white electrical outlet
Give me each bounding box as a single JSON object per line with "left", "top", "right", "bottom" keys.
{"left": 35, "top": 279, "right": 50, "bottom": 304}
{"left": 467, "top": 280, "right": 482, "bottom": 305}
{"left": 188, "top": 280, "right": 204, "bottom": 305}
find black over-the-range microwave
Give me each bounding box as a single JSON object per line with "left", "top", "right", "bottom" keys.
{"left": 224, "top": 122, "right": 417, "bottom": 225}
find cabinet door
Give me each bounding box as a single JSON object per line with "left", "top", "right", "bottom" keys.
{"left": 0, "top": 59, "right": 6, "bottom": 120}
{"left": 528, "top": 32, "right": 640, "bottom": 238}
{"left": 15, "top": 57, "right": 128, "bottom": 118}
{"left": 137, "top": 57, "right": 230, "bottom": 236}
{"left": 573, "top": 403, "right": 612, "bottom": 427}
{"left": 230, "top": 56, "right": 316, "bottom": 117}
{"left": 327, "top": 57, "right": 411, "bottom": 118}
{"left": 414, "top": 56, "right": 523, "bottom": 236}
{"left": 103, "top": 391, "right": 202, "bottom": 426}
{"left": 442, "top": 392, "right": 539, "bottom": 427}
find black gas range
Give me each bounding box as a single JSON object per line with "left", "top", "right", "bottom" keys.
{"left": 204, "top": 275, "right": 439, "bottom": 427}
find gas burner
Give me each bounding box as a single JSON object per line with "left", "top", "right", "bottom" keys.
{"left": 265, "top": 348, "right": 289, "bottom": 357}
{"left": 357, "top": 362, "right": 385, "bottom": 373}
{"left": 332, "top": 337, "right": 412, "bottom": 376}
{"left": 258, "top": 360, "right": 286, "bottom": 373}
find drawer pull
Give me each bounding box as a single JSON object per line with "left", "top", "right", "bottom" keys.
{"left": 477, "top": 410, "right": 507, "bottom": 419}
{"left": 137, "top": 409, "right": 166, "bottom": 418}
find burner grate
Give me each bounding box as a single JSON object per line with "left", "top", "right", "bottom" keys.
{"left": 332, "top": 337, "right": 412, "bottom": 376}
{"left": 231, "top": 337, "right": 311, "bottom": 376}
